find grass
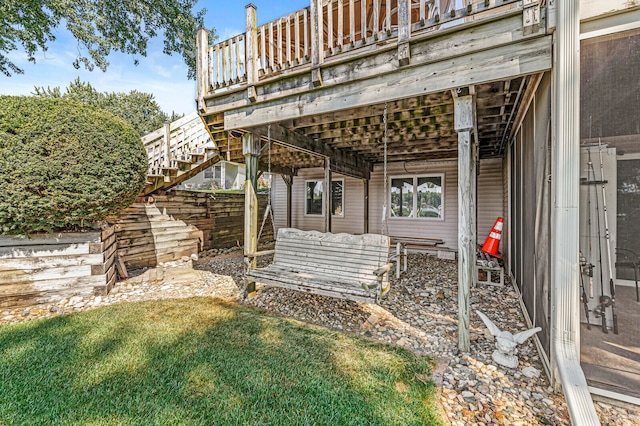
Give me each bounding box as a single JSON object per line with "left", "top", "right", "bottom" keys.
{"left": 0, "top": 298, "right": 444, "bottom": 425}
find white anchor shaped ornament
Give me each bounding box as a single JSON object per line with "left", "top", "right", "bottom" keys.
{"left": 476, "top": 310, "right": 541, "bottom": 369}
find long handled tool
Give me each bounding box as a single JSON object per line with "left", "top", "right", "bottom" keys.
{"left": 579, "top": 252, "right": 592, "bottom": 330}
{"left": 598, "top": 140, "right": 618, "bottom": 334}
{"left": 588, "top": 147, "right": 610, "bottom": 333}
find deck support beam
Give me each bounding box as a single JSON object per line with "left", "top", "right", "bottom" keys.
{"left": 243, "top": 132, "right": 260, "bottom": 293}
{"left": 454, "top": 94, "right": 476, "bottom": 353}
{"left": 282, "top": 174, "right": 293, "bottom": 228}
{"left": 325, "top": 159, "right": 332, "bottom": 232}
{"left": 252, "top": 124, "right": 371, "bottom": 180}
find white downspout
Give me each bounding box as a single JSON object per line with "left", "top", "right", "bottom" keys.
{"left": 551, "top": 0, "right": 600, "bottom": 424}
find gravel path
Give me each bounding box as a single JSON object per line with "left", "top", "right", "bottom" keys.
{"left": 1, "top": 251, "right": 638, "bottom": 425}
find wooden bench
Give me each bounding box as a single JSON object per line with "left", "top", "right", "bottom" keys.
{"left": 246, "top": 228, "right": 393, "bottom": 303}
{"left": 390, "top": 236, "right": 446, "bottom": 278}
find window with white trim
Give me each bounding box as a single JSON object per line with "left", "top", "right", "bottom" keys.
{"left": 390, "top": 174, "right": 443, "bottom": 219}
{"left": 304, "top": 179, "right": 345, "bottom": 217}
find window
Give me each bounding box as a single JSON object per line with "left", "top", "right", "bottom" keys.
{"left": 331, "top": 180, "right": 344, "bottom": 217}
{"left": 305, "top": 179, "right": 345, "bottom": 217}
{"left": 305, "top": 181, "right": 323, "bottom": 215}
{"left": 390, "top": 174, "right": 443, "bottom": 219}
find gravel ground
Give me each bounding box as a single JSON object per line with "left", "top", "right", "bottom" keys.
{"left": 1, "top": 250, "right": 638, "bottom": 425}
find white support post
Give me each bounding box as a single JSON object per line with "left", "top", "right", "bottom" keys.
{"left": 550, "top": 0, "right": 599, "bottom": 424}
{"left": 454, "top": 94, "right": 475, "bottom": 353}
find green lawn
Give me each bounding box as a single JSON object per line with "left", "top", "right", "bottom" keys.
{"left": 0, "top": 298, "right": 444, "bottom": 425}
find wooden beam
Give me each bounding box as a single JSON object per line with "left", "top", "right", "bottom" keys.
{"left": 398, "top": 0, "right": 411, "bottom": 66}
{"left": 282, "top": 174, "right": 293, "bottom": 228}
{"left": 310, "top": 0, "right": 323, "bottom": 86}
{"left": 454, "top": 94, "right": 474, "bottom": 353}
{"left": 224, "top": 36, "right": 552, "bottom": 129}
{"left": 252, "top": 124, "right": 371, "bottom": 179}
{"left": 325, "top": 158, "right": 332, "bottom": 232}
{"left": 246, "top": 4, "right": 259, "bottom": 102}
{"left": 196, "top": 28, "right": 209, "bottom": 113}
{"left": 243, "top": 132, "right": 260, "bottom": 293}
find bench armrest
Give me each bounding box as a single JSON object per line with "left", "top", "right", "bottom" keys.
{"left": 245, "top": 250, "right": 275, "bottom": 258}
{"left": 373, "top": 263, "right": 394, "bottom": 277}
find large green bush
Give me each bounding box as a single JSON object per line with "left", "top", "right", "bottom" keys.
{"left": 0, "top": 96, "right": 147, "bottom": 235}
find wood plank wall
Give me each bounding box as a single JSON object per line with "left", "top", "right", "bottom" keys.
{"left": 0, "top": 226, "right": 117, "bottom": 308}
{"left": 151, "top": 191, "right": 274, "bottom": 250}
{"left": 108, "top": 191, "right": 274, "bottom": 269}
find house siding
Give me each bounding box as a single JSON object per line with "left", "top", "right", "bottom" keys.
{"left": 272, "top": 159, "right": 504, "bottom": 250}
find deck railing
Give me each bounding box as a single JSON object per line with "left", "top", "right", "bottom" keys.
{"left": 142, "top": 112, "right": 214, "bottom": 176}
{"left": 197, "top": 0, "right": 524, "bottom": 104}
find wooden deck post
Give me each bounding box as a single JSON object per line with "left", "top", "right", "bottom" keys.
{"left": 363, "top": 178, "right": 369, "bottom": 234}
{"left": 243, "top": 132, "right": 260, "bottom": 293}
{"left": 454, "top": 94, "right": 475, "bottom": 352}
{"left": 397, "top": 0, "right": 411, "bottom": 66}
{"left": 246, "top": 4, "right": 258, "bottom": 102}
{"left": 310, "top": 0, "right": 323, "bottom": 86}
{"left": 282, "top": 174, "right": 293, "bottom": 228}
{"left": 163, "top": 122, "right": 171, "bottom": 170}
{"left": 325, "top": 158, "right": 332, "bottom": 232}
{"left": 196, "top": 28, "right": 208, "bottom": 113}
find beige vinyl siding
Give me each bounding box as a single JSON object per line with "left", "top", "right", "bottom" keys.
{"left": 289, "top": 168, "right": 365, "bottom": 234}
{"left": 271, "top": 160, "right": 503, "bottom": 250}
{"left": 477, "top": 158, "right": 504, "bottom": 243}
{"left": 369, "top": 161, "right": 458, "bottom": 247}
{"left": 271, "top": 174, "right": 288, "bottom": 232}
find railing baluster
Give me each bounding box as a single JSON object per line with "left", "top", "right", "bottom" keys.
{"left": 420, "top": 0, "right": 426, "bottom": 22}
{"left": 277, "top": 18, "right": 283, "bottom": 68}
{"left": 327, "top": 0, "right": 334, "bottom": 52}
{"left": 373, "top": 0, "right": 379, "bottom": 36}
{"left": 235, "top": 35, "right": 241, "bottom": 81}
{"left": 304, "top": 8, "right": 309, "bottom": 59}
{"left": 349, "top": 0, "right": 355, "bottom": 45}
{"left": 221, "top": 41, "right": 227, "bottom": 84}
{"left": 260, "top": 25, "right": 266, "bottom": 72}
{"left": 361, "top": 0, "right": 367, "bottom": 41}
{"left": 338, "top": 0, "right": 344, "bottom": 48}
{"left": 295, "top": 11, "right": 301, "bottom": 63}
{"left": 286, "top": 15, "right": 292, "bottom": 66}
{"left": 386, "top": 0, "right": 392, "bottom": 32}
{"left": 269, "top": 21, "right": 275, "bottom": 71}
{"left": 207, "top": 46, "right": 214, "bottom": 88}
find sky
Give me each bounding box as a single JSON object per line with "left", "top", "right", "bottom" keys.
{"left": 0, "top": 0, "right": 309, "bottom": 116}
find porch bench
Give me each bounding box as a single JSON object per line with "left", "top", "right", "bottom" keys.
{"left": 245, "top": 228, "right": 393, "bottom": 303}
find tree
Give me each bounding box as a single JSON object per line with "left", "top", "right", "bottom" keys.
{"left": 0, "top": 0, "right": 215, "bottom": 79}
{"left": 33, "top": 78, "right": 182, "bottom": 135}
{"left": 0, "top": 95, "right": 147, "bottom": 236}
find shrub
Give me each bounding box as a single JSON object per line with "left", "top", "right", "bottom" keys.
{"left": 0, "top": 96, "right": 147, "bottom": 235}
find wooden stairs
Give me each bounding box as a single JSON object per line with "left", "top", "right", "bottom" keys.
{"left": 142, "top": 112, "right": 221, "bottom": 195}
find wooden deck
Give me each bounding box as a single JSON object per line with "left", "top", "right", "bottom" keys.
{"left": 196, "top": 0, "right": 551, "bottom": 174}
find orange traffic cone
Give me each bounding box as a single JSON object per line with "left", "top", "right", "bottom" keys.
{"left": 481, "top": 217, "right": 503, "bottom": 258}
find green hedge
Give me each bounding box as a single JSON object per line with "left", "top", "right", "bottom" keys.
{"left": 0, "top": 96, "right": 147, "bottom": 236}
